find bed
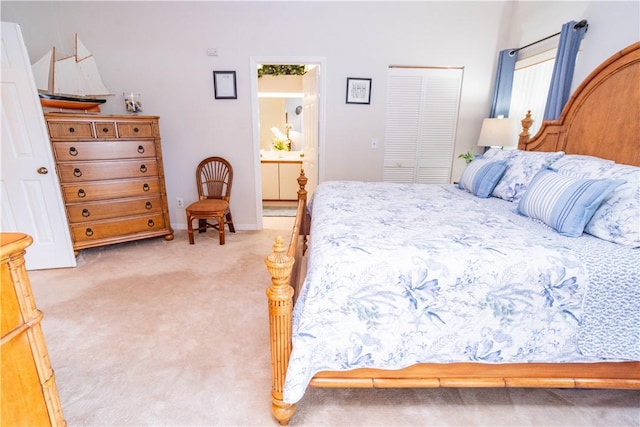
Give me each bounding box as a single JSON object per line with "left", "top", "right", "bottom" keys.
{"left": 264, "top": 41, "right": 640, "bottom": 425}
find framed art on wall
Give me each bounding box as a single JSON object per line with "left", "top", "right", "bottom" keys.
{"left": 346, "top": 77, "right": 372, "bottom": 104}
{"left": 213, "top": 71, "right": 237, "bottom": 99}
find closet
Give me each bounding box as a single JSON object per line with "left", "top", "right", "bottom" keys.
{"left": 383, "top": 67, "right": 463, "bottom": 184}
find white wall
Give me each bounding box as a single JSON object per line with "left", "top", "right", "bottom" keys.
{"left": 2, "top": 1, "right": 638, "bottom": 231}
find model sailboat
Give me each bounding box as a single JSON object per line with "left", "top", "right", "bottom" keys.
{"left": 32, "top": 34, "right": 110, "bottom": 112}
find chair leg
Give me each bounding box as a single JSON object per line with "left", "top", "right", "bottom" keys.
{"left": 217, "top": 215, "right": 225, "bottom": 245}
{"left": 187, "top": 214, "right": 195, "bottom": 244}
{"left": 226, "top": 212, "right": 235, "bottom": 233}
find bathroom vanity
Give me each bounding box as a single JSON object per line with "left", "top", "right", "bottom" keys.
{"left": 260, "top": 151, "right": 303, "bottom": 201}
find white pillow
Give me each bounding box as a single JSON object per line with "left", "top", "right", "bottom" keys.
{"left": 552, "top": 156, "right": 640, "bottom": 247}
{"left": 585, "top": 164, "right": 640, "bottom": 248}
{"left": 482, "top": 149, "right": 565, "bottom": 202}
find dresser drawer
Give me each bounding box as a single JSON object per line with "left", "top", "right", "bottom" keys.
{"left": 58, "top": 160, "right": 158, "bottom": 182}
{"left": 117, "top": 122, "right": 154, "bottom": 138}
{"left": 47, "top": 121, "right": 94, "bottom": 139}
{"left": 67, "top": 196, "right": 163, "bottom": 223}
{"left": 63, "top": 178, "right": 160, "bottom": 202}
{"left": 94, "top": 122, "right": 117, "bottom": 138}
{"left": 71, "top": 213, "right": 166, "bottom": 242}
{"left": 52, "top": 140, "right": 156, "bottom": 161}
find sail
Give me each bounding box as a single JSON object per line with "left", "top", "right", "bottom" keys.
{"left": 31, "top": 49, "right": 53, "bottom": 92}
{"left": 31, "top": 34, "right": 110, "bottom": 98}
{"left": 76, "top": 36, "right": 91, "bottom": 61}
{"left": 54, "top": 55, "right": 82, "bottom": 96}
{"left": 76, "top": 56, "right": 110, "bottom": 96}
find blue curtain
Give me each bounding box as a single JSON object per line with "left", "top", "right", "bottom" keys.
{"left": 543, "top": 21, "right": 588, "bottom": 120}
{"left": 489, "top": 49, "right": 517, "bottom": 118}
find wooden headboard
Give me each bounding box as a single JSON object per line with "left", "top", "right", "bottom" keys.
{"left": 519, "top": 42, "right": 640, "bottom": 167}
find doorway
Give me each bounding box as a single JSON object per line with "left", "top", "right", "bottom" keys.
{"left": 250, "top": 57, "right": 326, "bottom": 229}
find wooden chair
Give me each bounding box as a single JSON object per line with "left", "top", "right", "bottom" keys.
{"left": 185, "top": 157, "right": 235, "bottom": 245}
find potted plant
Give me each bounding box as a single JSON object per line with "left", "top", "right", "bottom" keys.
{"left": 458, "top": 150, "right": 475, "bottom": 164}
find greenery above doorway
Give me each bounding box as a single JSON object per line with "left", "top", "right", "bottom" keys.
{"left": 258, "top": 64, "right": 306, "bottom": 78}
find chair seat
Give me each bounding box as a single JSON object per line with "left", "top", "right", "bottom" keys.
{"left": 186, "top": 199, "right": 233, "bottom": 245}
{"left": 186, "top": 199, "right": 228, "bottom": 214}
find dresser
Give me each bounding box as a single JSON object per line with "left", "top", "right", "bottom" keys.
{"left": 1, "top": 233, "right": 66, "bottom": 426}
{"left": 44, "top": 113, "right": 174, "bottom": 253}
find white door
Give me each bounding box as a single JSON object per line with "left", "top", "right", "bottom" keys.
{"left": 383, "top": 67, "right": 463, "bottom": 184}
{"left": 1, "top": 22, "right": 76, "bottom": 270}
{"left": 302, "top": 65, "right": 319, "bottom": 196}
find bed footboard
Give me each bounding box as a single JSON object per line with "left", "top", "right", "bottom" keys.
{"left": 265, "top": 170, "right": 309, "bottom": 425}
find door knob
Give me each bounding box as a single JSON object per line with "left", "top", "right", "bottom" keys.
{"left": 37, "top": 167, "right": 48, "bottom": 174}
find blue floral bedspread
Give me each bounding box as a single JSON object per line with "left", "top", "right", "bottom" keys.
{"left": 283, "top": 181, "right": 639, "bottom": 404}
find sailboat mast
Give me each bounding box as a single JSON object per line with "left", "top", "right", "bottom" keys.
{"left": 48, "top": 46, "right": 55, "bottom": 94}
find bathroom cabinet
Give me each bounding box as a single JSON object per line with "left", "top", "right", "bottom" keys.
{"left": 261, "top": 160, "right": 302, "bottom": 201}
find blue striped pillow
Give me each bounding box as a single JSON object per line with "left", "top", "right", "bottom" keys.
{"left": 517, "top": 168, "right": 625, "bottom": 237}
{"left": 458, "top": 159, "right": 508, "bottom": 198}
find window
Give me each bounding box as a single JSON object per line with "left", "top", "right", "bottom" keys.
{"left": 509, "top": 49, "right": 556, "bottom": 136}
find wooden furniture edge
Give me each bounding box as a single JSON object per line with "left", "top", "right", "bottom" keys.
{"left": 1, "top": 233, "right": 67, "bottom": 426}
{"left": 265, "top": 171, "right": 309, "bottom": 425}
{"left": 310, "top": 361, "right": 640, "bottom": 389}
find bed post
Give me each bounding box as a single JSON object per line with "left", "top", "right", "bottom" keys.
{"left": 518, "top": 110, "right": 534, "bottom": 149}
{"left": 265, "top": 237, "right": 297, "bottom": 425}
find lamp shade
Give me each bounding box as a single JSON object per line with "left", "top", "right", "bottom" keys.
{"left": 477, "top": 117, "right": 519, "bottom": 148}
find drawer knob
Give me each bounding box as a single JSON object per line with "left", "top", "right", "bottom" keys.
{"left": 140, "top": 164, "right": 147, "bottom": 173}
{"left": 68, "top": 127, "right": 75, "bottom": 133}
{"left": 147, "top": 219, "right": 155, "bottom": 227}
{"left": 145, "top": 201, "right": 152, "bottom": 209}
{"left": 73, "top": 168, "right": 82, "bottom": 177}
{"left": 102, "top": 127, "right": 109, "bottom": 133}
{"left": 69, "top": 147, "right": 78, "bottom": 156}
{"left": 133, "top": 127, "right": 140, "bottom": 133}
{"left": 143, "top": 183, "right": 150, "bottom": 192}
{"left": 85, "top": 228, "right": 94, "bottom": 236}
{"left": 78, "top": 189, "right": 86, "bottom": 198}
{"left": 82, "top": 208, "right": 90, "bottom": 217}
{"left": 137, "top": 145, "right": 145, "bottom": 154}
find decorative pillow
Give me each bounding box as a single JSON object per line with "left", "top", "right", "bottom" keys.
{"left": 551, "top": 155, "right": 616, "bottom": 177}
{"left": 517, "top": 168, "right": 625, "bottom": 237}
{"left": 457, "top": 159, "right": 508, "bottom": 198}
{"left": 482, "top": 149, "right": 565, "bottom": 202}
{"left": 583, "top": 164, "right": 640, "bottom": 247}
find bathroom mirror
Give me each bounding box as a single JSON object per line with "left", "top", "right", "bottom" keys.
{"left": 258, "top": 96, "right": 303, "bottom": 151}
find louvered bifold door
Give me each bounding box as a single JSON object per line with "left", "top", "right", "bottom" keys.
{"left": 383, "top": 67, "right": 463, "bottom": 184}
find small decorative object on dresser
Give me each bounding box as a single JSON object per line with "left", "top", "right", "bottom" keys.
{"left": 123, "top": 92, "right": 143, "bottom": 114}
{"left": 44, "top": 113, "right": 174, "bottom": 254}
{"left": 1, "top": 233, "right": 66, "bottom": 426}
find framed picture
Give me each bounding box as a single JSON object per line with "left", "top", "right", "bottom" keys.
{"left": 213, "top": 71, "right": 237, "bottom": 99}
{"left": 346, "top": 77, "right": 372, "bottom": 104}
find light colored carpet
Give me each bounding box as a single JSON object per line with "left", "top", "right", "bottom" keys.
{"left": 28, "top": 227, "right": 640, "bottom": 426}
